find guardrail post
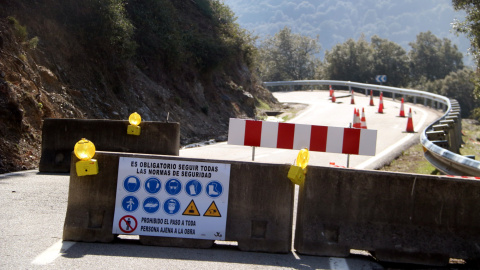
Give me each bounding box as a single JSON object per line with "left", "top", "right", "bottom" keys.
{"left": 439, "top": 119, "right": 458, "bottom": 153}
{"left": 392, "top": 92, "right": 395, "bottom": 101}
{"left": 413, "top": 96, "right": 417, "bottom": 104}
{"left": 446, "top": 114, "right": 462, "bottom": 150}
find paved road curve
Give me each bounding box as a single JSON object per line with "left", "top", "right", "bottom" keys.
{"left": 0, "top": 90, "right": 444, "bottom": 269}
{"left": 181, "top": 90, "right": 443, "bottom": 170}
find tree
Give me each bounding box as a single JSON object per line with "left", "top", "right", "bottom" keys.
{"left": 323, "top": 36, "right": 375, "bottom": 83}
{"left": 370, "top": 35, "right": 410, "bottom": 86}
{"left": 419, "top": 67, "right": 476, "bottom": 118}
{"left": 408, "top": 31, "right": 463, "bottom": 82}
{"left": 258, "top": 26, "right": 321, "bottom": 81}
{"left": 452, "top": 0, "right": 480, "bottom": 66}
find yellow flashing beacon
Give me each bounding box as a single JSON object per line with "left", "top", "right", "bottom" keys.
{"left": 74, "top": 138, "right": 98, "bottom": 176}
{"left": 287, "top": 148, "right": 310, "bottom": 185}
{"left": 127, "top": 112, "right": 141, "bottom": 135}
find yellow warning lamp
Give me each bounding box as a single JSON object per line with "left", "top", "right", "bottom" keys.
{"left": 74, "top": 138, "right": 98, "bottom": 176}
{"left": 287, "top": 148, "right": 310, "bottom": 185}
{"left": 127, "top": 112, "right": 141, "bottom": 136}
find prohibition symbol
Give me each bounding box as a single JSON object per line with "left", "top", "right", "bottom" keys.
{"left": 119, "top": 215, "right": 137, "bottom": 233}
{"left": 203, "top": 201, "right": 221, "bottom": 217}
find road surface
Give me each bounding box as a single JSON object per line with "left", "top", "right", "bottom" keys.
{"left": 0, "top": 90, "right": 445, "bottom": 269}
{"left": 181, "top": 90, "right": 443, "bottom": 170}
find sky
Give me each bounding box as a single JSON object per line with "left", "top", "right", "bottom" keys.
{"left": 223, "top": 0, "right": 473, "bottom": 66}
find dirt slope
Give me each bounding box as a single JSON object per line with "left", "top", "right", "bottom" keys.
{"left": 0, "top": 1, "right": 276, "bottom": 173}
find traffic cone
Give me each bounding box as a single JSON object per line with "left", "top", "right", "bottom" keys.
{"left": 352, "top": 108, "right": 359, "bottom": 128}
{"left": 355, "top": 108, "right": 361, "bottom": 128}
{"left": 329, "top": 85, "right": 333, "bottom": 97}
{"left": 369, "top": 90, "right": 374, "bottom": 106}
{"left": 399, "top": 98, "right": 405, "bottom": 117}
{"left": 378, "top": 97, "right": 384, "bottom": 113}
{"left": 352, "top": 108, "right": 356, "bottom": 127}
{"left": 406, "top": 108, "right": 414, "bottom": 132}
{"left": 361, "top": 108, "right": 367, "bottom": 129}
{"left": 354, "top": 109, "right": 362, "bottom": 128}
{"left": 331, "top": 91, "right": 336, "bottom": 103}
{"left": 350, "top": 89, "right": 355, "bottom": 104}
{"left": 380, "top": 92, "right": 385, "bottom": 109}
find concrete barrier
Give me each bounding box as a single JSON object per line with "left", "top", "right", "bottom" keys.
{"left": 39, "top": 119, "right": 180, "bottom": 172}
{"left": 295, "top": 166, "right": 480, "bottom": 266}
{"left": 63, "top": 152, "right": 294, "bottom": 253}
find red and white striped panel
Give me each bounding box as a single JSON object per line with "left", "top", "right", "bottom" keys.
{"left": 228, "top": 118, "right": 377, "bottom": 156}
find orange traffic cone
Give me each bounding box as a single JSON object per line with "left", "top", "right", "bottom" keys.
{"left": 380, "top": 92, "right": 385, "bottom": 109}
{"left": 329, "top": 85, "right": 333, "bottom": 97}
{"left": 352, "top": 108, "right": 359, "bottom": 128}
{"left": 361, "top": 108, "right": 367, "bottom": 129}
{"left": 352, "top": 108, "right": 356, "bottom": 127}
{"left": 399, "top": 98, "right": 405, "bottom": 117}
{"left": 332, "top": 91, "right": 336, "bottom": 103}
{"left": 406, "top": 108, "right": 414, "bottom": 132}
{"left": 356, "top": 108, "right": 361, "bottom": 128}
{"left": 350, "top": 89, "right": 355, "bottom": 104}
{"left": 369, "top": 90, "right": 374, "bottom": 106}
{"left": 378, "top": 96, "right": 384, "bottom": 113}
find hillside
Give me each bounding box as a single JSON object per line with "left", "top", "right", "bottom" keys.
{"left": 225, "top": 0, "right": 472, "bottom": 65}
{"left": 0, "top": 0, "right": 277, "bottom": 173}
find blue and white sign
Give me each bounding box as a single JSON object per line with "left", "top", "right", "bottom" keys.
{"left": 143, "top": 197, "right": 160, "bottom": 214}
{"left": 163, "top": 198, "right": 181, "bottom": 215}
{"left": 122, "top": 196, "right": 139, "bottom": 212}
{"left": 185, "top": 180, "right": 202, "bottom": 197}
{"left": 206, "top": 181, "right": 223, "bottom": 198}
{"left": 123, "top": 176, "right": 140, "bottom": 193}
{"left": 112, "top": 157, "right": 231, "bottom": 240}
{"left": 375, "top": 75, "right": 387, "bottom": 83}
{"left": 145, "top": 177, "right": 161, "bottom": 194}
{"left": 165, "top": 179, "right": 182, "bottom": 195}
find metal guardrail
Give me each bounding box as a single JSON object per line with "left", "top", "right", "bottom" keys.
{"left": 264, "top": 80, "right": 480, "bottom": 176}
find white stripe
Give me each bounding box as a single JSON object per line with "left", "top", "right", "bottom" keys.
{"left": 326, "top": 126, "right": 344, "bottom": 153}
{"left": 293, "top": 124, "right": 312, "bottom": 150}
{"left": 31, "top": 240, "right": 76, "bottom": 265}
{"left": 227, "top": 118, "right": 246, "bottom": 145}
{"left": 358, "top": 129, "right": 377, "bottom": 156}
{"left": 260, "top": 121, "right": 279, "bottom": 148}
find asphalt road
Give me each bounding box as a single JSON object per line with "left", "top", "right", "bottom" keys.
{"left": 181, "top": 90, "right": 443, "bottom": 170}
{"left": 0, "top": 90, "right": 445, "bottom": 269}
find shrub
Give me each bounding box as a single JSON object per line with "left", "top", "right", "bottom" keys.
{"left": 7, "top": 16, "right": 28, "bottom": 42}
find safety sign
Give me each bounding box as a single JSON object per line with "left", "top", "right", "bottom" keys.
{"left": 119, "top": 215, "right": 137, "bottom": 233}
{"left": 112, "top": 157, "right": 231, "bottom": 240}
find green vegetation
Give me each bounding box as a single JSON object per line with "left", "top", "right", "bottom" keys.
{"left": 258, "top": 26, "right": 320, "bottom": 82}
{"left": 255, "top": 98, "right": 271, "bottom": 111}
{"left": 7, "top": 16, "right": 39, "bottom": 50}
{"left": 381, "top": 119, "right": 480, "bottom": 174}
{"left": 380, "top": 144, "right": 440, "bottom": 175}
{"left": 7, "top": 16, "right": 27, "bottom": 41}
{"left": 49, "top": 0, "right": 256, "bottom": 72}
{"left": 258, "top": 26, "right": 478, "bottom": 118}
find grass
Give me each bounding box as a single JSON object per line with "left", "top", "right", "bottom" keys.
{"left": 460, "top": 119, "right": 480, "bottom": 158}
{"left": 255, "top": 98, "right": 271, "bottom": 111}
{"left": 380, "top": 144, "right": 440, "bottom": 175}
{"left": 380, "top": 119, "right": 480, "bottom": 175}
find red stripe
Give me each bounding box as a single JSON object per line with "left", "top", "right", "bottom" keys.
{"left": 310, "top": 125, "right": 328, "bottom": 152}
{"left": 244, "top": 120, "right": 262, "bottom": 147}
{"left": 342, "top": 128, "right": 361, "bottom": 154}
{"left": 277, "top": 123, "right": 295, "bottom": 149}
